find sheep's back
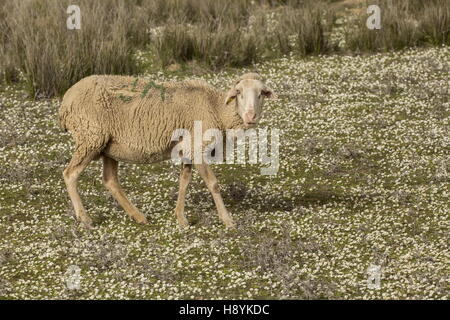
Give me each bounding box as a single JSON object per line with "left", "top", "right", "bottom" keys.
{"left": 59, "top": 75, "right": 225, "bottom": 163}
{"left": 109, "top": 78, "right": 224, "bottom": 157}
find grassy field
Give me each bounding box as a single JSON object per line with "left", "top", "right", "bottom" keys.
{"left": 1, "top": 0, "right": 449, "bottom": 97}
{"left": 0, "top": 45, "right": 448, "bottom": 299}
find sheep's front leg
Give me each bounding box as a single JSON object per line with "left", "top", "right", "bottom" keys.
{"left": 175, "top": 163, "right": 192, "bottom": 229}
{"left": 195, "top": 163, "right": 235, "bottom": 229}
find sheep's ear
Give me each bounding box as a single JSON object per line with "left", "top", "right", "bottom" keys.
{"left": 225, "top": 88, "right": 238, "bottom": 104}
{"left": 262, "top": 87, "right": 277, "bottom": 99}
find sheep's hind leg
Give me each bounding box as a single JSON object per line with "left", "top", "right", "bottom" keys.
{"left": 102, "top": 156, "right": 148, "bottom": 224}
{"left": 195, "top": 163, "right": 235, "bottom": 229}
{"left": 63, "top": 146, "right": 98, "bottom": 229}
{"left": 174, "top": 163, "right": 192, "bottom": 229}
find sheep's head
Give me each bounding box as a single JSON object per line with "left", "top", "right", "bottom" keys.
{"left": 225, "top": 73, "right": 276, "bottom": 127}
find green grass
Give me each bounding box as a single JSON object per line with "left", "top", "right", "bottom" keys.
{"left": 0, "top": 45, "right": 449, "bottom": 299}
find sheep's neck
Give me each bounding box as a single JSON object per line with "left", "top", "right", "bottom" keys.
{"left": 217, "top": 101, "right": 245, "bottom": 131}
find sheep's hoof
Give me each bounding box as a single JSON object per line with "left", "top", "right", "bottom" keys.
{"left": 80, "top": 218, "right": 94, "bottom": 230}
{"left": 224, "top": 220, "right": 236, "bottom": 229}
{"left": 135, "top": 216, "right": 148, "bottom": 225}
{"left": 178, "top": 219, "right": 190, "bottom": 230}
{"left": 83, "top": 223, "right": 94, "bottom": 230}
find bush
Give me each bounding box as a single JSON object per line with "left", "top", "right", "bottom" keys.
{"left": 274, "top": 5, "right": 334, "bottom": 56}
{"left": 420, "top": 1, "right": 450, "bottom": 46}
{"left": 154, "top": 23, "right": 259, "bottom": 68}
{"left": 151, "top": 0, "right": 333, "bottom": 68}
{"left": 345, "top": 0, "right": 450, "bottom": 52}
{"left": 0, "top": 0, "right": 139, "bottom": 97}
{"left": 0, "top": 0, "right": 448, "bottom": 97}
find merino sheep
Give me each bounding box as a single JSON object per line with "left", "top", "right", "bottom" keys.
{"left": 59, "top": 73, "right": 275, "bottom": 229}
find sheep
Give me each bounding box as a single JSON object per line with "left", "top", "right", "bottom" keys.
{"left": 59, "top": 73, "right": 275, "bottom": 229}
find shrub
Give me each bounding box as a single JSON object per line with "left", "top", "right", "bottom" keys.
{"left": 151, "top": 0, "right": 333, "bottom": 68}
{"left": 0, "top": 0, "right": 139, "bottom": 97}
{"left": 345, "top": 0, "right": 450, "bottom": 52}
{"left": 1, "top": 0, "right": 448, "bottom": 97}
{"left": 153, "top": 23, "right": 259, "bottom": 68}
